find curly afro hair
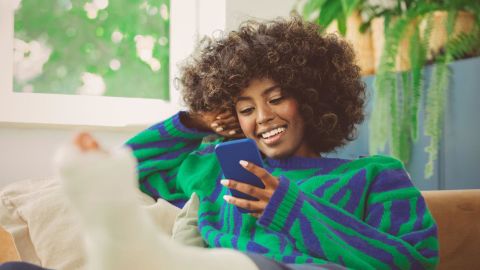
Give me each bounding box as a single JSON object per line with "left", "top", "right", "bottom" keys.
{"left": 179, "top": 16, "right": 366, "bottom": 154}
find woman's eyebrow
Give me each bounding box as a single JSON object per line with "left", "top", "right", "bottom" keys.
{"left": 236, "top": 85, "right": 281, "bottom": 102}
{"left": 261, "top": 85, "right": 281, "bottom": 97}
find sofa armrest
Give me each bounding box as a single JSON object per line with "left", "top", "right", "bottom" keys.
{"left": 422, "top": 189, "right": 480, "bottom": 270}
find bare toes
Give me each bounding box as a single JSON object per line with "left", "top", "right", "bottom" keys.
{"left": 74, "top": 132, "right": 100, "bottom": 152}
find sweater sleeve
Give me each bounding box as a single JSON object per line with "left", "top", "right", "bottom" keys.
{"left": 125, "top": 111, "right": 213, "bottom": 206}
{"left": 257, "top": 158, "right": 438, "bottom": 270}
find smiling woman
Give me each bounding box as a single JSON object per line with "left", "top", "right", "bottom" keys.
{"left": 117, "top": 16, "right": 439, "bottom": 270}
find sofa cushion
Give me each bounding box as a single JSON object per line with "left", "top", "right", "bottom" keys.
{"left": 0, "top": 178, "right": 87, "bottom": 269}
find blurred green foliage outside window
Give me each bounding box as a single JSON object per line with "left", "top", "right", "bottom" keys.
{"left": 13, "top": 0, "right": 170, "bottom": 100}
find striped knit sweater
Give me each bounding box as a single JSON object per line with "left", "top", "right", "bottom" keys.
{"left": 125, "top": 112, "right": 439, "bottom": 270}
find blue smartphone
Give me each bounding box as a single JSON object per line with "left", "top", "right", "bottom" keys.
{"left": 214, "top": 138, "right": 265, "bottom": 212}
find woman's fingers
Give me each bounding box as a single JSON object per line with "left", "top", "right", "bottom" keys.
{"left": 223, "top": 195, "right": 267, "bottom": 211}
{"left": 239, "top": 160, "right": 279, "bottom": 188}
{"left": 193, "top": 109, "right": 243, "bottom": 137}
{"left": 250, "top": 212, "right": 262, "bottom": 218}
{"left": 221, "top": 162, "right": 281, "bottom": 217}
{"left": 216, "top": 128, "right": 244, "bottom": 138}
{"left": 221, "top": 179, "right": 269, "bottom": 200}
{"left": 216, "top": 110, "right": 233, "bottom": 120}
{"left": 219, "top": 155, "right": 281, "bottom": 219}
{"left": 210, "top": 115, "right": 243, "bottom": 137}
{"left": 211, "top": 116, "right": 238, "bottom": 130}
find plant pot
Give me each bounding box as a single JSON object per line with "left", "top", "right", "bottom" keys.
{"left": 423, "top": 11, "right": 477, "bottom": 61}
{"left": 326, "top": 10, "right": 375, "bottom": 76}
{"left": 371, "top": 11, "right": 478, "bottom": 73}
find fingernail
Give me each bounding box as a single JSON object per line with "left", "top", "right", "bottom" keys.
{"left": 220, "top": 179, "right": 229, "bottom": 186}
{"left": 239, "top": 160, "right": 248, "bottom": 167}
{"left": 223, "top": 195, "right": 232, "bottom": 202}
{"left": 211, "top": 122, "right": 218, "bottom": 128}
{"left": 216, "top": 116, "right": 222, "bottom": 120}
{"left": 228, "top": 130, "right": 236, "bottom": 135}
{"left": 216, "top": 127, "right": 223, "bottom": 132}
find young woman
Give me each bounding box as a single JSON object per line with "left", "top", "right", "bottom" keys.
{"left": 0, "top": 16, "right": 438, "bottom": 270}
{"left": 121, "top": 16, "right": 438, "bottom": 269}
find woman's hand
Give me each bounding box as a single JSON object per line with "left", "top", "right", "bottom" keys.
{"left": 182, "top": 110, "right": 244, "bottom": 138}
{"left": 208, "top": 110, "right": 244, "bottom": 138}
{"left": 220, "top": 160, "right": 279, "bottom": 218}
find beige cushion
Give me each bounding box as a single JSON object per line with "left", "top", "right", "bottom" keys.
{"left": 0, "top": 177, "right": 203, "bottom": 269}
{"left": 172, "top": 193, "right": 207, "bottom": 247}
{"left": 0, "top": 178, "right": 82, "bottom": 268}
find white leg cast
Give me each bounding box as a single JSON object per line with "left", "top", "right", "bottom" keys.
{"left": 54, "top": 142, "right": 259, "bottom": 270}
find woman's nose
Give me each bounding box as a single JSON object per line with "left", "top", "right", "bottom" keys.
{"left": 256, "top": 104, "right": 275, "bottom": 125}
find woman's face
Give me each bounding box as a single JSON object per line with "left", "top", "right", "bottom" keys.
{"left": 235, "top": 78, "right": 318, "bottom": 159}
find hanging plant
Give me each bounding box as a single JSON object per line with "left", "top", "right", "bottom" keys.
{"left": 369, "top": 3, "right": 437, "bottom": 166}
{"left": 297, "top": 0, "right": 480, "bottom": 179}
{"left": 423, "top": 10, "right": 480, "bottom": 177}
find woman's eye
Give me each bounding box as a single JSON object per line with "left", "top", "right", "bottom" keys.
{"left": 239, "top": 108, "right": 253, "bottom": 114}
{"left": 269, "top": 96, "right": 284, "bottom": 104}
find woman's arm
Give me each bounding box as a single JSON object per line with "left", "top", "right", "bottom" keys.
{"left": 125, "top": 112, "right": 212, "bottom": 206}
{"left": 126, "top": 110, "right": 242, "bottom": 207}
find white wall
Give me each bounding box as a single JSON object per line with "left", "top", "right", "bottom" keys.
{"left": 0, "top": 0, "right": 297, "bottom": 188}
{"left": 225, "top": 0, "right": 296, "bottom": 31}
{"left": 0, "top": 126, "right": 139, "bottom": 188}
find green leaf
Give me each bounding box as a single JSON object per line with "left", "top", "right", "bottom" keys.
{"left": 302, "top": 0, "right": 327, "bottom": 19}
{"left": 340, "top": 0, "right": 360, "bottom": 16}
{"left": 423, "top": 10, "right": 457, "bottom": 179}
{"left": 336, "top": 13, "right": 347, "bottom": 36}
{"left": 317, "top": 0, "right": 342, "bottom": 28}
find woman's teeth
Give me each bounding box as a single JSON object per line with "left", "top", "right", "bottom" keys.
{"left": 261, "top": 127, "right": 286, "bottom": 139}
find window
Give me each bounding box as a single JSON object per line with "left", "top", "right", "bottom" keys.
{"left": 14, "top": 0, "right": 170, "bottom": 100}
{"left": 0, "top": 0, "right": 226, "bottom": 127}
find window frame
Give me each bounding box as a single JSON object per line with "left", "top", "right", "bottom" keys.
{"left": 0, "top": 0, "right": 225, "bottom": 128}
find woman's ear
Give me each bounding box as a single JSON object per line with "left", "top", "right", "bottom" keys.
{"left": 318, "top": 113, "right": 338, "bottom": 133}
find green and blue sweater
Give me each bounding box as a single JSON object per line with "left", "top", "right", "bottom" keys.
{"left": 125, "top": 112, "right": 438, "bottom": 270}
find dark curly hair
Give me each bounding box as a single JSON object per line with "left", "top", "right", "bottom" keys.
{"left": 179, "top": 16, "right": 366, "bottom": 154}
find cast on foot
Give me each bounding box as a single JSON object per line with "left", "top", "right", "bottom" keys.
{"left": 54, "top": 133, "right": 258, "bottom": 270}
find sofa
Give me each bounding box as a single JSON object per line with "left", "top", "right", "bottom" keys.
{"left": 1, "top": 189, "right": 480, "bottom": 269}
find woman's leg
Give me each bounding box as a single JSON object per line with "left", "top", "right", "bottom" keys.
{"left": 54, "top": 133, "right": 259, "bottom": 270}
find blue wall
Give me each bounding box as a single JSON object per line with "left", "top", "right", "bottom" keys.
{"left": 329, "top": 56, "right": 480, "bottom": 190}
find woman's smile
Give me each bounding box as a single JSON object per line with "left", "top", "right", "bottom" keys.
{"left": 257, "top": 125, "right": 287, "bottom": 146}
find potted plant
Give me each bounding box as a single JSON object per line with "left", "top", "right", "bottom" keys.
{"left": 298, "top": 0, "right": 376, "bottom": 75}
{"left": 297, "top": 0, "right": 480, "bottom": 178}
